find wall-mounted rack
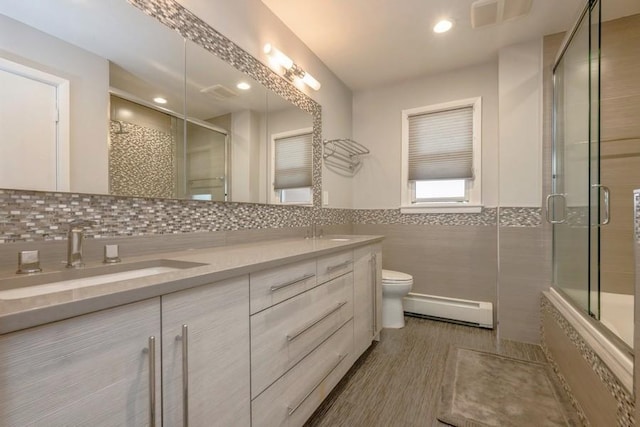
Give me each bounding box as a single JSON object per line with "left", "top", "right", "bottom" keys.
{"left": 322, "top": 138, "right": 370, "bottom": 175}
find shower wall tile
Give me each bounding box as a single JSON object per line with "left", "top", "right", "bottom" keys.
{"left": 498, "top": 226, "right": 550, "bottom": 344}
{"left": 498, "top": 207, "right": 542, "bottom": 227}
{"left": 352, "top": 208, "right": 497, "bottom": 227}
{"left": 109, "top": 121, "right": 176, "bottom": 199}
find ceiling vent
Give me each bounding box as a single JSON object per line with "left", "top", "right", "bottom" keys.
{"left": 471, "top": 0, "right": 532, "bottom": 29}
{"left": 200, "top": 84, "right": 238, "bottom": 100}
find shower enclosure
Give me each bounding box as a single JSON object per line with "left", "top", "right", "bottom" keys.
{"left": 549, "top": 0, "right": 637, "bottom": 349}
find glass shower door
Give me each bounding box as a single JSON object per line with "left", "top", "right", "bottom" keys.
{"left": 551, "top": 0, "right": 600, "bottom": 317}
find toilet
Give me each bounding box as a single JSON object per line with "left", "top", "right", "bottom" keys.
{"left": 381, "top": 269, "right": 413, "bottom": 328}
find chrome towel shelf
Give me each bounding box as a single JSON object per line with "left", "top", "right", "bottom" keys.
{"left": 322, "top": 138, "right": 369, "bottom": 175}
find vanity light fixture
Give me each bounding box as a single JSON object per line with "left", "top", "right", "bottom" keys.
{"left": 153, "top": 97, "right": 168, "bottom": 104}
{"left": 263, "top": 43, "right": 321, "bottom": 91}
{"left": 236, "top": 82, "right": 251, "bottom": 90}
{"left": 433, "top": 19, "right": 454, "bottom": 33}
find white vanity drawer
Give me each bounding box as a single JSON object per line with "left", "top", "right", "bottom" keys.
{"left": 252, "top": 319, "right": 354, "bottom": 427}
{"left": 250, "top": 272, "right": 353, "bottom": 398}
{"left": 316, "top": 250, "right": 353, "bottom": 285}
{"left": 250, "top": 259, "right": 317, "bottom": 314}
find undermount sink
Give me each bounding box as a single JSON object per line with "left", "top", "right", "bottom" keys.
{"left": 0, "top": 259, "right": 206, "bottom": 300}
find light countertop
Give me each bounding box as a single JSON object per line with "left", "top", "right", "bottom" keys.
{"left": 0, "top": 235, "right": 383, "bottom": 334}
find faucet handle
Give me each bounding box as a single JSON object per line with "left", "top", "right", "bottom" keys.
{"left": 103, "top": 244, "right": 121, "bottom": 264}
{"left": 17, "top": 250, "right": 42, "bottom": 274}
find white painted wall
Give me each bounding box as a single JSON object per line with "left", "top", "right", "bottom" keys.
{"left": 176, "top": 0, "right": 354, "bottom": 208}
{"left": 352, "top": 61, "right": 500, "bottom": 209}
{"left": 0, "top": 15, "right": 109, "bottom": 195}
{"left": 498, "top": 39, "right": 543, "bottom": 207}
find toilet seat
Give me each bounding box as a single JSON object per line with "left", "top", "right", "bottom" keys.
{"left": 382, "top": 269, "right": 413, "bottom": 284}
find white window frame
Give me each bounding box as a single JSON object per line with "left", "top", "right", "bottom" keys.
{"left": 400, "top": 97, "right": 482, "bottom": 213}
{"left": 268, "top": 127, "right": 313, "bottom": 205}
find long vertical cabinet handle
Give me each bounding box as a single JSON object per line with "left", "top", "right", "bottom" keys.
{"left": 371, "top": 253, "right": 377, "bottom": 336}
{"left": 177, "top": 324, "right": 189, "bottom": 427}
{"left": 592, "top": 184, "right": 611, "bottom": 225}
{"left": 148, "top": 336, "right": 156, "bottom": 427}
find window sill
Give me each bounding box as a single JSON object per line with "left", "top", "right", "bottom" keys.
{"left": 400, "top": 204, "right": 483, "bottom": 214}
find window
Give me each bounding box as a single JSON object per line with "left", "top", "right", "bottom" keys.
{"left": 401, "top": 97, "right": 482, "bottom": 212}
{"left": 270, "top": 128, "right": 313, "bottom": 205}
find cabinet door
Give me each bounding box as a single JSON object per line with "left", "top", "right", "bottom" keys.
{"left": 162, "top": 276, "right": 250, "bottom": 427}
{"left": 353, "top": 243, "right": 383, "bottom": 358}
{"left": 372, "top": 243, "right": 383, "bottom": 339}
{"left": 0, "top": 298, "right": 161, "bottom": 427}
{"left": 353, "top": 245, "right": 374, "bottom": 358}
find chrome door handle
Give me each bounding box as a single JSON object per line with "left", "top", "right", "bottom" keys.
{"left": 545, "top": 193, "right": 567, "bottom": 224}
{"left": 592, "top": 184, "right": 611, "bottom": 225}
{"left": 176, "top": 324, "right": 189, "bottom": 427}
{"left": 286, "top": 301, "right": 347, "bottom": 342}
{"left": 287, "top": 353, "right": 348, "bottom": 416}
{"left": 270, "top": 274, "right": 315, "bottom": 292}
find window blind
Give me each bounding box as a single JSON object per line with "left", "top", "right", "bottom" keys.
{"left": 408, "top": 106, "right": 474, "bottom": 181}
{"left": 274, "top": 132, "right": 312, "bottom": 190}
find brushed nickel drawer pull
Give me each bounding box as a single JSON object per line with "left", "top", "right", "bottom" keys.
{"left": 287, "top": 353, "right": 348, "bottom": 416}
{"left": 270, "top": 274, "right": 315, "bottom": 292}
{"left": 287, "top": 301, "right": 348, "bottom": 342}
{"left": 176, "top": 325, "right": 189, "bottom": 427}
{"left": 326, "top": 260, "right": 351, "bottom": 272}
{"left": 147, "top": 336, "right": 157, "bottom": 426}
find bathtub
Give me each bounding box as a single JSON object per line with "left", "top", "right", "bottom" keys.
{"left": 546, "top": 288, "right": 633, "bottom": 393}
{"left": 599, "top": 291, "right": 634, "bottom": 348}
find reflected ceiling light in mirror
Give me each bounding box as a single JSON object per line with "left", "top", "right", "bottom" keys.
{"left": 263, "top": 43, "right": 321, "bottom": 91}
{"left": 433, "top": 19, "right": 454, "bottom": 33}
{"left": 153, "top": 97, "right": 168, "bottom": 104}
{"left": 236, "top": 82, "right": 251, "bottom": 90}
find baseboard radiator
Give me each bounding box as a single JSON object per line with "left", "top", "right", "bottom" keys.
{"left": 403, "top": 292, "right": 493, "bottom": 329}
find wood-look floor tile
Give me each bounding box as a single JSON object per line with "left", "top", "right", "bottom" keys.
{"left": 306, "top": 316, "right": 564, "bottom": 427}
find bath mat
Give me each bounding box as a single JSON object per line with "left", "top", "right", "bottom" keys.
{"left": 437, "top": 347, "right": 579, "bottom": 427}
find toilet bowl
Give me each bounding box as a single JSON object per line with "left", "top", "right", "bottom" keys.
{"left": 381, "top": 269, "right": 413, "bottom": 328}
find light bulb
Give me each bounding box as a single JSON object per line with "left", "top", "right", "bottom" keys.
{"left": 236, "top": 82, "right": 251, "bottom": 90}
{"left": 433, "top": 19, "right": 453, "bottom": 33}
{"left": 263, "top": 43, "right": 294, "bottom": 70}
{"left": 301, "top": 72, "right": 321, "bottom": 91}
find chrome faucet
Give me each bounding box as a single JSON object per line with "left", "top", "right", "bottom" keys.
{"left": 66, "top": 219, "right": 94, "bottom": 268}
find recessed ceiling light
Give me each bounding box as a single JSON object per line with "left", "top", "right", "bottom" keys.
{"left": 236, "top": 82, "right": 251, "bottom": 90}
{"left": 153, "top": 97, "right": 167, "bottom": 104}
{"left": 433, "top": 19, "right": 454, "bottom": 33}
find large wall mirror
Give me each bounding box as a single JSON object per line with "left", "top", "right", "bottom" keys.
{"left": 0, "top": 0, "right": 315, "bottom": 205}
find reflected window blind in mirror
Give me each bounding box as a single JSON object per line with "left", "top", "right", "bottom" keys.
{"left": 274, "top": 132, "right": 312, "bottom": 190}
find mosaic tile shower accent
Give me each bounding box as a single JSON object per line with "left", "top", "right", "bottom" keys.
{"left": 351, "top": 208, "right": 497, "bottom": 227}
{"left": 499, "top": 207, "right": 542, "bottom": 227}
{"left": 540, "top": 295, "right": 635, "bottom": 426}
{"left": 0, "top": 189, "right": 315, "bottom": 243}
{"left": 109, "top": 121, "right": 176, "bottom": 199}
{"left": 126, "top": 0, "right": 323, "bottom": 208}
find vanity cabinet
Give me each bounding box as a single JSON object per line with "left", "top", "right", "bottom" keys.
{"left": 0, "top": 298, "right": 162, "bottom": 426}
{"left": 353, "top": 243, "right": 383, "bottom": 359}
{"left": 161, "top": 276, "right": 250, "bottom": 426}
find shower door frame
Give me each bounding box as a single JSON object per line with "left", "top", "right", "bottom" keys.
{"left": 550, "top": 0, "right": 602, "bottom": 319}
